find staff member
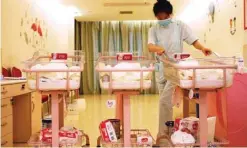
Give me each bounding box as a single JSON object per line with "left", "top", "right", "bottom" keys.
{"left": 148, "top": 0, "right": 212, "bottom": 137}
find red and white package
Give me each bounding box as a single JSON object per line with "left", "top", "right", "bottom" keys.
{"left": 40, "top": 128, "right": 52, "bottom": 143}
{"left": 39, "top": 127, "right": 81, "bottom": 144}
{"left": 59, "top": 127, "right": 81, "bottom": 144}
{"left": 99, "top": 120, "right": 118, "bottom": 142}
{"left": 174, "top": 118, "right": 181, "bottom": 131}
{"left": 116, "top": 53, "right": 132, "bottom": 61}
{"left": 137, "top": 135, "right": 152, "bottom": 146}
{"left": 179, "top": 117, "right": 199, "bottom": 137}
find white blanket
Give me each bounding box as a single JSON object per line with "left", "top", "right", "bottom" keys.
{"left": 30, "top": 63, "right": 80, "bottom": 80}
{"left": 171, "top": 130, "right": 195, "bottom": 144}
{"left": 98, "top": 62, "right": 152, "bottom": 81}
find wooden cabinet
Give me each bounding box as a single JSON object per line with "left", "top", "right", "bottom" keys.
{"left": 1, "top": 97, "right": 13, "bottom": 147}
{"left": 13, "top": 93, "right": 32, "bottom": 142}
{"left": 1, "top": 115, "right": 13, "bottom": 137}
{"left": 1, "top": 83, "right": 29, "bottom": 99}
{"left": 31, "top": 92, "right": 42, "bottom": 135}
{"left": 13, "top": 92, "right": 42, "bottom": 142}
{"left": 1, "top": 97, "right": 12, "bottom": 118}
{"left": 1, "top": 133, "right": 13, "bottom": 147}
{"left": 1, "top": 81, "right": 41, "bottom": 145}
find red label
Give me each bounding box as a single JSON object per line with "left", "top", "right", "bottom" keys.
{"left": 117, "top": 53, "right": 132, "bottom": 61}
{"left": 66, "top": 132, "right": 76, "bottom": 138}
{"left": 174, "top": 118, "right": 181, "bottom": 131}
{"left": 141, "top": 138, "right": 148, "bottom": 142}
{"left": 59, "top": 131, "right": 67, "bottom": 137}
{"left": 51, "top": 53, "right": 68, "bottom": 60}
{"left": 181, "top": 54, "right": 190, "bottom": 59}
{"left": 99, "top": 120, "right": 111, "bottom": 142}
{"left": 174, "top": 54, "right": 190, "bottom": 60}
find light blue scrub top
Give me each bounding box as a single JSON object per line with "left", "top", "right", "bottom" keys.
{"left": 148, "top": 19, "right": 198, "bottom": 83}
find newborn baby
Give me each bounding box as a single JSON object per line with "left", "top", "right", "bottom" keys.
{"left": 179, "top": 69, "right": 225, "bottom": 81}
{"left": 30, "top": 62, "right": 80, "bottom": 80}
{"left": 98, "top": 62, "right": 152, "bottom": 81}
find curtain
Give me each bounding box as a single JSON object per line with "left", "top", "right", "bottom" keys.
{"left": 75, "top": 20, "right": 158, "bottom": 94}
{"left": 75, "top": 21, "right": 101, "bottom": 94}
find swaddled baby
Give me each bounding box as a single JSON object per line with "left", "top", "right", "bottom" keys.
{"left": 177, "top": 60, "right": 227, "bottom": 81}
{"left": 99, "top": 62, "right": 151, "bottom": 81}
{"left": 30, "top": 62, "right": 80, "bottom": 80}
{"left": 178, "top": 60, "right": 199, "bottom": 80}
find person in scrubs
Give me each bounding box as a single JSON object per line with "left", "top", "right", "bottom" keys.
{"left": 148, "top": 0, "right": 212, "bottom": 137}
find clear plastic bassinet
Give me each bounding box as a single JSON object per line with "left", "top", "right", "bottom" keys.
{"left": 22, "top": 50, "right": 85, "bottom": 91}
{"left": 161, "top": 55, "right": 237, "bottom": 89}
{"left": 95, "top": 52, "right": 155, "bottom": 91}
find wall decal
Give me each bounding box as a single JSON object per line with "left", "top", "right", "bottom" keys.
{"left": 229, "top": 0, "right": 237, "bottom": 8}
{"left": 20, "top": 3, "right": 48, "bottom": 49}
{"left": 24, "top": 32, "right": 29, "bottom": 44}
{"left": 204, "top": 33, "right": 207, "bottom": 43}
{"left": 230, "top": 17, "right": 236, "bottom": 35}
{"left": 216, "top": 0, "right": 221, "bottom": 12}
{"left": 21, "top": 18, "right": 24, "bottom": 26}
{"left": 209, "top": 2, "right": 215, "bottom": 23}
{"left": 234, "top": 0, "right": 237, "bottom": 7}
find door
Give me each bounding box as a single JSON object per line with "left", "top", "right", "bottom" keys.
{"left": 13, "top": 94, "right": 31, "bottom": 142}
{"left": 31, "top": 92, "right": 42, "bottom": 134}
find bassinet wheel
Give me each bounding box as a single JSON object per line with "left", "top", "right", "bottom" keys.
{"left": 84, "top": 134, "right": 90, "bottom": 146}
{"left": 97, "top": 136, "right": 102, "bottom": 147}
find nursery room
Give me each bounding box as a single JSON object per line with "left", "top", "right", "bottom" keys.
{"left": 1, "top": 0, "right": 247, "bottom": 147}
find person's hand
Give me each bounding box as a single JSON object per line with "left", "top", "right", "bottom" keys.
{"left": 201, "top": 47, "right": 212, "bottom": 56}
{"left": 157, "top": 50, "right": 165, "bottom": 56}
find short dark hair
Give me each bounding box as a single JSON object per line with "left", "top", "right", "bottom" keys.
{"left": 153, "top": 0, "right": 173, "bottom": 16}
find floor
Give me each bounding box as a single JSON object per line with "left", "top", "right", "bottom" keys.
{"left": 64, "top": 94, "right": 196, "bottom": 147}
{"left": 15, "top": 94, "right": 196, "bottom": 147}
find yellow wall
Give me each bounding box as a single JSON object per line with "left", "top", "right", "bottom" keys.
{"left": 1, "top": 0, "right": 246, "bottom": 68}
{"left": 1, "top": 0, "right": 75, "bottom": 69}
{"left": 0, "top": 0, "right": 2, "bottom": 49}
{"left": 0, "top": 0, "right": 2, "bottom": 74}
{"left": 177, "top": 0, "right": 244, "bottom": 58}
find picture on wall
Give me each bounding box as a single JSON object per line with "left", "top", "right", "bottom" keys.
{"left": 20, "top": 4, "right": 48, "bottom": 49}
{"left": 244, "top": 0, "right": 247, "bottom": 30}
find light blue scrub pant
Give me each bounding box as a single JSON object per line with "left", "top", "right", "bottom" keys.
{"left": 156, "top": 63, "right": 176, "bottom": 136}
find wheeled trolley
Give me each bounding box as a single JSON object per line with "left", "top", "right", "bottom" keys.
{"left": 156, "top": 54, "right": 238, "bottom": 147}
{"left": 23, "top": 50, "right": 90, "bottom": 147}
{"left": 95, "top": 52, "right": 155, "bottom": 147}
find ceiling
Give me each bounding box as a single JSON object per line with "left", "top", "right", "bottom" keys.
{"left": 63, "top": 0, "right": 181, "bottom": 21}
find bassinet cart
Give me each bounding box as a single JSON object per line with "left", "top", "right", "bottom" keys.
{"left": 95, "top": 52, "right": 155, "bottom": 147}
{"left": 22, "top": 50, "right": 90, "bottom": 147}
{"left": 156, "top": 53, "right": 238, "bottom": 147}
